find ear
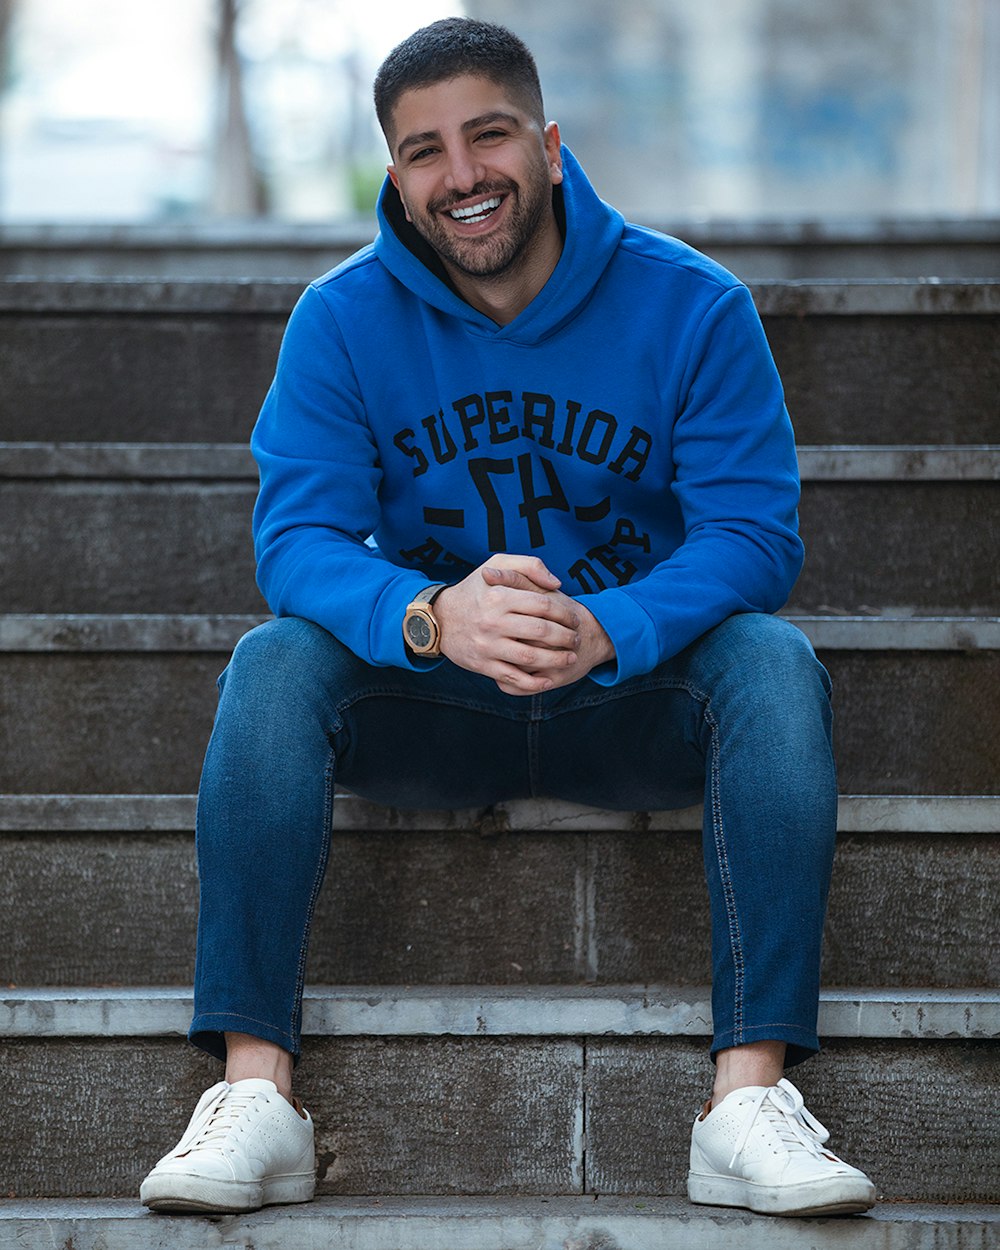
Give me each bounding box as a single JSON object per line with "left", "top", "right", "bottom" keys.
{"left": 543, "top": 121, "right": 563, "bottom": 185}
{"left": 386, "top": 165, "right": 412, "bottom": 222}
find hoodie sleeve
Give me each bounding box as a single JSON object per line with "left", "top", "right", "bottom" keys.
{"left": 252, "top": 283, "right": 436, "bottom": 669}
{"left": 583, "top": 283, "right": 804, "bottom": 684}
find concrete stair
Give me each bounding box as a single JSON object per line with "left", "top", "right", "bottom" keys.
{"left": 1, "top": 276, "right": 998, "bottom": 1243}
{"left": 1, "top": 279, "right": 998, "bottom": 444}
{"left": 4, "top": 1198, "right": 999, "bottom": 1250}
{"left": 2, "top": 217, "right": 999, "bottom": 280}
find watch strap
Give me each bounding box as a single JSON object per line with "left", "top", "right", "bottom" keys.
{"left": 411, "top": 582, "right": 447, "bottom": 607}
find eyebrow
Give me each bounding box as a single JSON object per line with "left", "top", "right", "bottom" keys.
{"left": 396, "top": 111, "right": 522, "bottom": 158}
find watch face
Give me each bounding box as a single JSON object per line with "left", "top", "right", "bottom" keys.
{"left": 406, "top": 614, "right": 432, "bottom": 649}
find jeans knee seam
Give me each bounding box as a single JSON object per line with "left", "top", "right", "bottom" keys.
{"left": 706, "top": 703, "right": 745, "bottom": 1047}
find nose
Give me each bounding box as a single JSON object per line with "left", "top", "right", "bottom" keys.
{"left": 443, "top": 145, "right": 486, "bottom": 195}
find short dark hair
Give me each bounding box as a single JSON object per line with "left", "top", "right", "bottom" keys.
{"left": 374, "top": 17, "right": 545, "bottom": 145}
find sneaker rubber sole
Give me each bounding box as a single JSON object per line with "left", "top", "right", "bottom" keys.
{"left": 688, "top": 1170, "right": 876, "bottom": 1217}
{"left": 140, "top": 1170, "right": 316, "bottom": 1214}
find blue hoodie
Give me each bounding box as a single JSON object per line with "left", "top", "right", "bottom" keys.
{"left": 252, "top": 147, "right": 803, "bottom": 685}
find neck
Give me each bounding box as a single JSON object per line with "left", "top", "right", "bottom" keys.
{"left": 443, "top": 211, "right": 563, "bottom": 326}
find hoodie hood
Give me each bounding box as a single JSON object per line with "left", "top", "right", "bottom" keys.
{"left": 373, "top": 145, "right": 625, "bottom": 346}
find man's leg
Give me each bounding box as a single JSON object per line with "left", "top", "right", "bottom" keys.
{"left": 535, "top": 611, "right": 874, "bottom": 1215}
{"left": 142, "top": 617, "right": 350, "bottom": 1212}
{"left": 143, "top": 615, "right": 534, "bottom": 1213}
{"left": 677, "top": 616, "right": 874, "bottom": 1213}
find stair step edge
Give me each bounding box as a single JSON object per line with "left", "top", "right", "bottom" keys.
{"left": 2, "top": 1196, "right": 999, "bottom": 1250}
{"left": 3, "top": 985, "right": 998, "bottom": 1041}
{"left": 2, "top": 612, "right": 999, "bottom": 652}
{"left": 4, "top": 441, "right": 999, "bottom": 480}
{"left": 2, "top": 792, "right": 998, "bottom": 834}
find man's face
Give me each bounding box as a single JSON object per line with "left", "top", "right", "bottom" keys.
{"left": 386, "top": 75, "right": 563, "bottom": 283}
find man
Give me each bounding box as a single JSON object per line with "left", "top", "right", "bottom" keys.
{"left": 141, "top": 17, "right": 875, "bottom": 1219}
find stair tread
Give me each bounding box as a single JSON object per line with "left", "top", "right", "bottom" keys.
{"left": 4, "top": 984, "right": 998, "bottom": 1040}
{"left": 2, "top": 612, "right": 999, "bottom": 652}
{"left": 2, "top": 275, "right": 998, "bottom": 311}
{"left": 4, "top": 440, "right": 1000, "bottom": 480}
{"left": 2, "top": 1195, "right": 998, "bottom": 1250}
{"left": 2, "top": 791, "right": 998, "bottom": 833}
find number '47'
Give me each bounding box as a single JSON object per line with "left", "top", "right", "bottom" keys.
{"left": 469, "top": 453, "right": 571, "bottom": 550}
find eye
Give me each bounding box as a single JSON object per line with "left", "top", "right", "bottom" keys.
{"left": 476, "top": 129, "right": 506, "bottom": 142}
{"left": 407, "top": 146, "right": 438, "bottom": 163}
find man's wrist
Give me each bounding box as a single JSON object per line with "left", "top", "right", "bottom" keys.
{"left": 575, "top": 602, "right": 615, "bottom": 666}
{"left": 402, "top": 583, "right": 448, "bottom": 657}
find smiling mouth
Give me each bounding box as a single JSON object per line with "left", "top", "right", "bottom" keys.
{"left": 447, "top": 195, "right": 503, "bottom": 225}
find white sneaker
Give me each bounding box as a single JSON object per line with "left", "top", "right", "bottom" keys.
{"left": 140, "top": 1078, "right": 316, "bottom": 1213}
{"left": 688, "top": 1078, "right": 876, "bottom": 1216}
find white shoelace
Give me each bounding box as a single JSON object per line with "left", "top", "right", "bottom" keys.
{"left": 179, "top": 1087, "right": 262, "bottom": 1155}
{"left": 728, "top": 1078, "right": 832, "bottom": 1169}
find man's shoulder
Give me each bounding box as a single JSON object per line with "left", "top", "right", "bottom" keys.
{"left": 616, "top": 222, "right": 744, "bottom": 296}
{"left": 309, "top": 242, "right": 385, "bottom": 297}
{"left": 288, "top": 242, "right": 406, "bottom": 334}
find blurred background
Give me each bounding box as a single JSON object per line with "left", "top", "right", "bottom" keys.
{"left": 0, "top": 0, "right": 997, "bottom": 227}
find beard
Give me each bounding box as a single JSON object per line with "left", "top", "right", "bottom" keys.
{"left": 404, "top": 164, "right": 554, "bottom": 281}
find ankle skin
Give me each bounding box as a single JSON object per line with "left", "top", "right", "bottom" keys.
{"left": 224, "top": 1032, "right": 294, "bottom": 1101}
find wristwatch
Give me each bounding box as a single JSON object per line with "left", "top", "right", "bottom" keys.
{"left": 403, "top": 583, "right": 448, "bottom": 657}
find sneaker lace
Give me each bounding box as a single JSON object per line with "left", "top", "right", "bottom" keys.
{"left": 728, "top": 1078, "right": 831, "bottom": 1169}
{"left": 180, "top": 1087, "right": 262, "bottom": 1155}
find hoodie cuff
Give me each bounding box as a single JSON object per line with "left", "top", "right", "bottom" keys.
{"left": 582, "top": 589, "right": 659, "bottom": 685}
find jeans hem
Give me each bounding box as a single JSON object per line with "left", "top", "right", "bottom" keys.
{"left": 710, "top": 1023, "right": 819, "bottom": 1070}
{"left": 188, "top": 1012, "right": 300, "bottom": 1065}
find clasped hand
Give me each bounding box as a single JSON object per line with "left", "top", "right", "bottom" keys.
{"left": 433, "top": 554, "right": 615, "bottom": 695}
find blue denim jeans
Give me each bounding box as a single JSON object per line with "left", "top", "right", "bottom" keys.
{"left": 190, "top": 611, "right": 837, "bottom": 1068}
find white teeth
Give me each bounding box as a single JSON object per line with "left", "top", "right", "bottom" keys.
{"left": 449, "top": 196, "right": 502, "bottom": 221}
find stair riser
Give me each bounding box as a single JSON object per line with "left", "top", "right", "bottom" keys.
{"left": 1, "top": 1036, "right": 995, "bottom": 1201}
{"left": 1, "top": 303, "right": 997, "bottom": 444}
{"left": 766, "top": 314, "right": 1000, "bottom": 443}
{"left": 2, "top": 831, "right": 997, "bottom": 989}
{"left": 0, "top": 313, "right": 275, "bottom": 443}
{"left": 0, "top": 650, "right": 995, "bottom": 795}
{"left": 3, "top": 481, "right": 996, "bottom": 615}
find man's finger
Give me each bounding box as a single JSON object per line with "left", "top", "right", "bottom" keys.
{"left": 481, "top": 558, "right": 560, "bottom": 591}
{"left": 492, "top": 664, "right": 555, "bottom": 695}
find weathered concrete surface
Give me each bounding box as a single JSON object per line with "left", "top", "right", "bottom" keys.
{"left": 588, "top": 830, "right": 1000, "bottom": 989}
{"left": 766, "top": 313, "right": 1000, "bottom": 444}
{"left": 3, "top": 829, "right": 998, "bottom": 988}
{"left": 1, "top": 650, "right": 996, "bottom": 794}
{"left": 0, "top": 653, "right": 221, "bottom": 793}
{"left": 3, "top": 217, "right": 999, "bottom": 278}
{"left": 12, "top": 609, "right": 994, "bottom": 656}
{"left": 793, "top": 481, "right": 1000, "bottom": 613}
{"left": 1, "top": 282, "right": 997, "bottom": 443}
{"left": 4, "top": 790, "right": 997, "bottom": 834}
{"left": 0, "top": 1036, "right": 582, "bottom": 1198}
{"left": 0, "top": 481, "right": 264, "bottom": 613}
{"left": 0, "top": 309, "right": 283, "bottom": 443}
{"left": 3, "top": 479, "right": 997, "bottom": 614}
{"left": 584, "top": 1038, "right": 1000, "bottom": 1203}
{"left": 5, "top": 1196, "right": 1000, "bottom": 1250}
{"left": 7, "top": 440, "right": 999, "bottom": 480}
{"left": 5, "top": 986, "right": 997, "bottom": 1044}
{"left": 819, "top": 649, "right": 1000, "bottom": 793}
{"left": 1, "top": 1036, "right": 996, "bottom": 1200}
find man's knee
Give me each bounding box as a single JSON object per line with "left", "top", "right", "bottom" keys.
{"left": 705, "top": 613, "right": 829, "bottom": 693}
{"left": 219, "top": 616, "right": 358, "bottom": 706}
